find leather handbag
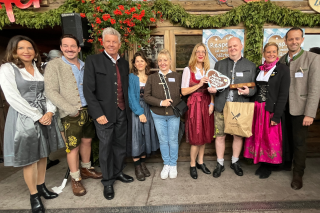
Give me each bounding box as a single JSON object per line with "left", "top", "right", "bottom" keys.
{"left": 158, "top": 73, "right": 188, "bottom": 117}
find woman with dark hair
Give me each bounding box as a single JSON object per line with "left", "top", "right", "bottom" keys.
{"left": 0, "top": 35, "right": 65, "bottom": 213}
{"left": 128, "top": 51, "right": 159, "bottom": 181}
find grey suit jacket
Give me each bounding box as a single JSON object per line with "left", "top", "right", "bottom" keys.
{"left": 279, "top": 50, "right": 320, "bottom": 118}
{"left": 214, "top": 57, "right": 257, "bottom": 113}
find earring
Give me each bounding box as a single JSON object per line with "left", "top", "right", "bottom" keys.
{"left": 34, "top": 58, "right": 37, "bottom": 62}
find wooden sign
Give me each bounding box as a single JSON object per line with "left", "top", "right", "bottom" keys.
{"left": 206, "top": 69, "right": 230, "bottom": 90}
{"left": 230, "top": 82, "right": 256, "bottom": 89}
{"left": 0, "top": 0, "right": 40, "bottom": 22}
{"left": 309, "top": 0, "right": 320, "bottom": 13}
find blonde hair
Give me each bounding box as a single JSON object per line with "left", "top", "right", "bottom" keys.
{"left": 264, "top": 42, "right": 279, "bottom": 53}
{"left": 188, "top": 43, "right": 210, "bottom": 73}
{"left": 157, "top": 49, "right": 171, "bottom": 61}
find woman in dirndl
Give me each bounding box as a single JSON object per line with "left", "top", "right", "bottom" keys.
{"left": 181, "top": 43, "right": 215, "bottom": 179}
{"left": 0, "top": 35, "right": 65, "bottom": 213}
{"left": 128, "top": 51, "right": 159, "bottom": 181}
{"left": 244, "top": 42, "right": 290, "bottom": 179}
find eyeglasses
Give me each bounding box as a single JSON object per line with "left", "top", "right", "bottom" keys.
{"left": 196, "top": 51, "right": 206, "bottom": 55}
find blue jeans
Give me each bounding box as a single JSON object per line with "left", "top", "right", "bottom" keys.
{"left": 151, "top": 111, "right": 180, "bottom": 166}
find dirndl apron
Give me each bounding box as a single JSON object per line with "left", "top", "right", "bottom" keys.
{"left": 3, "top": 64, "right": 65, "bottom": 167}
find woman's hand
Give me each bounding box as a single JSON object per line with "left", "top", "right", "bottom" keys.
{"left": 208, "top": 87, "right": 217, "bottom": 94}
{"left": 209, "top": 104, "right": 214, "bottom": 116}
{"left": 39, "top": 112, "right": 53, "bottom": 125}
{"left": 139, "top": 114, "right": 147, "bottom": 123}
{"left": 198, "top": 77, "right": 209, "bottom": 87}
{"left": 271, "top": 121, "right": 277, "bottom": 126}
{"left": 161, "top": 99, "right": 173, "bottom": 107}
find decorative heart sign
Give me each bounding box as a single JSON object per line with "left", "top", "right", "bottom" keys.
{"left": 267, "top": 35, "right": 288, "bottom": 58}
{"left": 207, "top": 34, "right": 234, "bottom": 62}
{"left": 206, "top": 69, "right": 230, "bottom": 90}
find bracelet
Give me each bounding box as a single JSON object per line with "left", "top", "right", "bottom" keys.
{"left": 208, "top": 103, "right": 214, "bottom": 107}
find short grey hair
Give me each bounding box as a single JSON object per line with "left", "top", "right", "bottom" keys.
{"left": 102, "top": 27, "right": 121, "bottom": 42}
{"left": 43, "top": 50, "right": 62, "bottom": 62}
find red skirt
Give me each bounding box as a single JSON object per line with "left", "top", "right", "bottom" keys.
{"left": 185, "top": 92, "right": 215, "bottom": 145}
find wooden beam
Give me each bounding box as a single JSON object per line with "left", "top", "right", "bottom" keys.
{"left": 171, "top": 0, "right": 313, "bottom": 12}
{"left": 169, "top": 30, "right": 176, "bottom": 71}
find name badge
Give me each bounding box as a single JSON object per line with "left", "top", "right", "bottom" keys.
{"left": 236, "top": 72, "right": 243, "bottom": 77}
{"left": 168, "top": 78, "right": 175, "bottom": 82}
{"left": 295, "top": 72, "right": 303, "bottom": 78}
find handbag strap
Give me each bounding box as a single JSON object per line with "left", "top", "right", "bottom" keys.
{"left": 158, "top": 72, "right": 172, "bottom": 100}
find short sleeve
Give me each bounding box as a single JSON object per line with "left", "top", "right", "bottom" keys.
{"left": 181, "top": 67, "right": 191, "bottom": 88}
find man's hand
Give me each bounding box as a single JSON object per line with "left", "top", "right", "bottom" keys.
{"left": 139, "top": 114, "right": 147, "bottom": 123}
{"left": 208, "top": 87, "right": 217, "bottom": 94}
{"left": 237, "top": 86, "right": 249, "bottom": 95}
{"left": 303, "top": 116, "right": 314, "bottom": 126}
{"left": 39, "top": 112, "right": 53, "bottom": 125}
{"left": 97, "top": 115, "right": 108, "bottom": 125}
{"left": 161, "top": 99, "right": 173, "bottom": 107}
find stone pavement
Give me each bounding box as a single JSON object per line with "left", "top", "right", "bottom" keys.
{"left": 1, "top": 149, "right": 320, "bottom": 212}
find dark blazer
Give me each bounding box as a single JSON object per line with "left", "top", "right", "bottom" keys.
{"left": 255, "top": 62, "right": 290, "bottom": 123}
{"left": 144, "top": 71, "right": 182, "bottom": 116}
{"left": 83, "top": 53, "right": 131, "bottom": 123}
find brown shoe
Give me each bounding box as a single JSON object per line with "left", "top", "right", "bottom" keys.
{"left": 80, "top": 167, "right": 103, "bottom": 179}
{"left": 71, "top": 178, "right": 86, "bottom": 196}
{"left": 141, "top": 162, "right": 151, "bottom": 177}
{"left": 291, "top": 173, "right": 303, "bottom": 190}
{"left": 135, "top": 165, "right": 145, "bottom": 181}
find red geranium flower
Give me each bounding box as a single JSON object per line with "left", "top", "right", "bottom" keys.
{"left": 150, "top": 18, "right": 156, "bottom": 23}
{"left": 138, "top": 45, "right": 141, "bottom": 48}
{"left": 96, "top": 18, "right": 102, "bottom": 24}
{"left": 93, "top": 14, "right": 96, "bottom": 17}
{"left": 87, "top": 39, "right": 94, "bottom": 43}
{"left": 96, "top": 6, "right": 100, "bottom": 11}
{"left": 90, "top": 0, "right": 94, "bottom": 3}
{"left": 81, "top": 0, "right": 85, "bottom": 3}
{"left": 102, "top": 14, "right": 111, "bottom": 21}
{"left": 80, "top": 13, "right": 86, "bottom": 18}
{"left": 130, "top": 7, "right": 136, "bottom": 13}
{"left": 125, "top": 10, "right": 131, "bottom": 15}
{"left": 110, "top": 19, "right": 116, "bottom": 25}
{"left": 136, "top": 4, "right": 141, "bottom": 10}
{"left": 113, "top": 9, "right": 122, "bottom": 16}
{"left": 118, "top": 5, "right": 125, "bottom": 10}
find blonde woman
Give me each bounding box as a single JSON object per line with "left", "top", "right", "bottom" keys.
{"left": 144, "top": 49, "right": 182, "bottom": 180}
{"left": 181, "top": 43, "right": 215, "bottom": 179}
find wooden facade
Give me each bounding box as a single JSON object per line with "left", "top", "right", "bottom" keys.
{"left": 0, "top": 0, "right": 320, "bottom": 161}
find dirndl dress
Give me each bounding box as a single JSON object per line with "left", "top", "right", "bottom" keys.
{"left": 244, "top": 81, "right": 282, "bottom": 164}
{"left": 185, "top": 72, "right": 215, "bottom": 145}
{"left": 131, "top": 84, "right": 159, "bottom": 157}
{"left": 3, "top": 64, "right": 65, "bottom": 167}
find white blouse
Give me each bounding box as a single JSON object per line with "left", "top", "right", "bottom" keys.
{"left": 256, "top": 65, "right": 276, "bottom": 82}
{"left": 181, "top": 66, "right": 205, "bottom": 88}
{"left": 0, "top": 63, "right": 56, "bottom": 122}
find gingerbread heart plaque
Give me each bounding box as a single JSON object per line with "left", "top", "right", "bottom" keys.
{"left": 206, "top": 69, "right": 230, "bottom": 90}
{"left": 207, "top": 34, "right": 234, "bottom": 62}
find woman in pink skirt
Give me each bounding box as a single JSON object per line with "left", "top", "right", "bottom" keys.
{"left": 244, "top": 42, "right": 290, "bottom": 179}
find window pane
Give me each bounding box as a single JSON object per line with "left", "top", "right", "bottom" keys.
{"left": 142, "top": 36, "right": 164, "bottom": 69}
{"left": 176, "top": 35, "right": 202, "bottom": 68}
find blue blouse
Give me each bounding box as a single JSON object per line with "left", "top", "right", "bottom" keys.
{"left": 128, "top": 73, "right": 144, "bottom": 116}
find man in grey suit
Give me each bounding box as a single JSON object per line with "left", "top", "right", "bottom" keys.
{"left": 208, "top": 37, "right": 256, "bottom": 178}
{"left": 279, "top": 27, "right": 320, "bottom": 190}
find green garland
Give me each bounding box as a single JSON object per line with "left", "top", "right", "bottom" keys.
{"left": 1, "top": 0, "right": 320, "bottom": 64}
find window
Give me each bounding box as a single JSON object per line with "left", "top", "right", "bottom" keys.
{"left": 142, "top": 36, "right": 164, "bottom": 69}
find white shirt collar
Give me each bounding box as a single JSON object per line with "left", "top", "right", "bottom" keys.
{"left": 159, "top": 69, "right": 173, "bottom": 75}
{"left": 104, "top": 50, "right": 120, "bottom": 64}
{"left": 287, "top": 49, "right": 302, "bottom": 62}
{"left": 256, "top": 65, "right": 276, "bottom": 82}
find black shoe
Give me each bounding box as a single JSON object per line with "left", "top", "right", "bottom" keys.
{"left": 30, "top": 193, "right": 45, "bottom": 213}
{"left": 37, "top": 183, "right": 58, "bottom": 199}
{"left": 259, "top": 166, "right": 271, "bottom": 179}
{"left": 196, "top": 162, "right": 211, "bottom": 174}
{"left": 255, "top": 164, "right": 264, "bottom": 176}
{"left": 190, "top": 166, "right": 198, "bottom": 179}
{"left": 46, "top": 159, "right": 60, "bottom": 170}
{"left": 212, "top": 163, "right": 225, "bottom": 178}
{"left": 230, "top": 162, "right": 243, "bottom": 176}
{"left": 116, "top": 173, "right": 134, "bottom": 183}
{"left": 103, "top": 185, "right": 114, "bottom": 200}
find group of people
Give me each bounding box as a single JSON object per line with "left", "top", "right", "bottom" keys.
{"left": 0, "top": 26, "right": 319, "bottom": 213}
